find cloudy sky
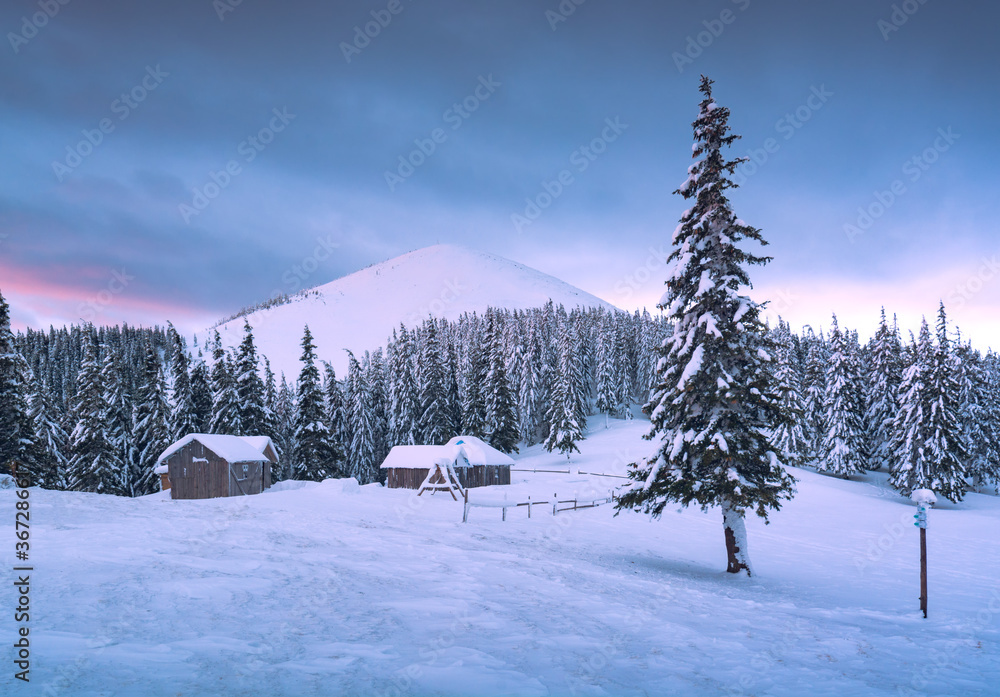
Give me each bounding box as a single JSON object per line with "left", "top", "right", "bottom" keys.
{"left": 2, "top": 0, "right": 998, "bottom": 347}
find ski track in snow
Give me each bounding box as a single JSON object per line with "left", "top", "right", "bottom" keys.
{"left": 3, "top": 420, "right": 999, "bottom": 696}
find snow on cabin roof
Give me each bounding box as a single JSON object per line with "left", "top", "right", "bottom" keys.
{"left": 380, "top": 435, "right": 515, "bottom": 469}
{"left": 239, "top": 436, "right": 274, "bottom": 455}
{"left": 381, "top": 445, "right": 450, "bottom": 469}
{"left": 156, "top": 434, "right": 274, "bottom": 465}
{"left": 445, "top": 435, "right": 515, "bottom": 466}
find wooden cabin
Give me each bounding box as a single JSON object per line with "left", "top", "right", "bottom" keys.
{"left": 155, "top": 434, "right": 278, "bottom": 500}
{"left": 381, "top": 435, "right": 513, "bottom": 490}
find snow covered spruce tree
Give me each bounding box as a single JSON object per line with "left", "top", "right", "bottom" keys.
{"left": 801, "top": 328, "right": 828, "bottom": 464}
{"left": 518, "top": 321, "right": 545, "bottom": 445}
{"left": 864, "top": 309, "right": 902, "bottom": 472}
{"left": 167, "top": 324, "right": 199, "bottom": 442}
{"left": 0, "top": 290, "right": 38, "bottom": 477}
{"left": 460, "top": 326, "right": 488, "bottom": 439}
{"left": 67, "top": 330, "right": 120, "bottom": 493}
{"left": 131, "top": 339, "right": 170, "bottom": 496}
{"left": 817, "top": 314, "right": 867, "bottom": 478}
{"left": 484, "top": 311, "right": 520, "bottom": 453}
{"left": 28, "top": 378, "right": 69, "bottom": 488}
{"left": 769, "top": 320, "right": 808, "bottom": 468}
{"left": 387, "top": 326, "right": 419, "bottom": 446}
{"left": 322, "top": 362, "right": 348, "bottom": 448}
{"left": 955, "top": 339, "right": 996, "bottom": 490}
{"left": 416, "top": 319, "right": 454, "bottom": 445}
{"left": 293, "top": 326, "right": 342, "bottom": 481}
{"left": 209, "top": 331, "right": 241, "bottom": 435}
{"left": 616, "top": 77, "right": 796, "bottom": 577}
{"left": 595, "top": 328, "right": 618, "bottom": 428}
{"left": 235, "top": 321, "right": 272, "bottom": 437}
{"left": 345, "top": 350, "right": 379, "bottom": 483}
{"left": 543, "top": 320, "right": 585, "bottom": 459}
{"left": 189, "top": 348, "right": 213, "bottom": 433}
{"left": 273, "top": 374, "right": 296, "bottom": 481}
{"left": 889, "top": 307, "right": 967, "bottom": 501}
{"left": 974, "top": 352, "right": 1000, "bottom": 492}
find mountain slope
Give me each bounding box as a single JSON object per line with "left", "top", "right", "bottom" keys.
{"left": 211, "top": 245, "right": 617, "bottom": 377}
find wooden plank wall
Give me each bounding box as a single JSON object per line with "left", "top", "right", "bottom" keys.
{"left": 386, "top": 465, "right": 511, "bottom": 490}
{"left": 229, "top": 461, "right": 264, "bottom": 496}
{"left": 165, "top": 440, "right": 277, "bottom": 499}
{"left": 167, "top": 441, "right": 229, "bottom": 499}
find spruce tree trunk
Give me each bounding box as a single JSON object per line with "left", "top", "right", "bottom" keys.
{"left": 721, "top": 500, "right": 753, "bottom": 577}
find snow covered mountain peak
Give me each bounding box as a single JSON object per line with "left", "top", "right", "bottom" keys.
{"left": 210, "top": 244, "right": 617, "bottom": 377}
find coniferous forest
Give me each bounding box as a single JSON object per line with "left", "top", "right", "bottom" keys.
{"left": 1, "top": 287, "right": 998, "bottom": 500}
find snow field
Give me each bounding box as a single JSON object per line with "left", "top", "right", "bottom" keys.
{"left": 2, "top": 418, "right": 998, "bottom": 696}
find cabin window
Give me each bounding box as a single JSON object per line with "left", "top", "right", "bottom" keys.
{"left": 242, "top": 464, "right": 249, "bottom": 475}
{"left": 182, "top": 466, "right": 187, "bottom": 477}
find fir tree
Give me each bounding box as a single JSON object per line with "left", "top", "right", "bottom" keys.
{"left": 543, "top": 321, "right": 585, "bottom": 459}
{"left": 460, "top": 330, "right": 488, "bottom": 438}
{"left": 234, "top": 321, "right": 270, "bottom": 436}
{"left": 801, "top": 328, "right": 828, "bottom": 464}
{"left": 889, "top": 309, "right": 968, "bottom": 502}
{"left": 484, "top": 313, "right": 520, "bottom": 453}
{"left": 417, "top": 320, "right": 453, "bottom": 445}
{"left": 818, "top": 315, "right": 867, "bottom": 477}
{"left": 67, "top": 332, "right": 119, "bottom": 493}
{"left": 131, "top": 339, "right": 170, "bottom": 496}
{"left": 167, "top": 324, "right": 198, "bottom": 441}
{"left": 101, "top": 349, "right": 133, "bottom": 496}
{"left": 518, "top": 320, "right": 544, "bottom": 445}
{"left": 973, "top": 352, "right": 1000, "bottom": 492}
{"left": 615, "top": 77, "right": 795, "bottom": 577}
{"left": 28, "top": 378, "right": 69, "bottom": 488}
{"left": 263, "top": 357, "right": 280, "bottom": 449}
{"left": 864, "top": 310, "right": 902, "bottom": 472}
{"left": 612, "top": 317, "right": 635, "bottom": 419}
{"left": 955, "top": 340, "right": 993, "bottom": 490}
{"left": 209, "top": 331, "right": 241, "bottom": 435}
{"left": 595, "top": 327, "right": 617, "bottom": 428}
{"left": 387, "top": 327, "right": 419, "bottom": 446}
{"left": 365, "top": 349, "right": 390, "bottom": 466}
{"left": 293, "top": 326, "right": 342, "bottom": 480}
{"left": 190, "top": 350, "right": 213, "bottom": 433}
{"left": 345, "top": 351, "right": 379, "bottom": 483}
{"left": 0, "top": 291, "right": 39, "bottom": 479}
{"left": 770, "top": 321, "right": 808, "bottom": 467}
{"left": 323, "top": 362, "right": 347, "bottom": 448}
{"left": 273, "top": 373, "right": 296, "bottom": 482}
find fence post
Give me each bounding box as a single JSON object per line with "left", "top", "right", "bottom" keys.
{"left": 462, "top": 489, "right": 469, "bottom": 523}
{"left": 502, "top": 506, "right": 506, "bottom": 522}
{"left": 553, "top": 493, "right": 557, "bottom": 516}
{"left": 528, "top": 495, "right": 531, "bottom": 519}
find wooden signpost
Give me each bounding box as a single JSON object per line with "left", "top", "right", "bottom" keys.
{"left": 911, "top": 489, "right": 937, "bottom": 619}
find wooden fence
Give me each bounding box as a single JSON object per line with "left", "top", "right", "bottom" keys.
{"left": 509, "top": 468, "right": 571, "bottom": 474}
{"left": 509, "top": 467, "right": 628, "bottom": 479}
{"left": 462, "top": 490, "right": 616, "bottom": 523}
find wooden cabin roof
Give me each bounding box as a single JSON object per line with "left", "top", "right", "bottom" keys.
{"left": 380, "top": 435, "right": 515, "bottom": 469}
{"left": 156, "top": 434, "right": 275, "bottom": 466}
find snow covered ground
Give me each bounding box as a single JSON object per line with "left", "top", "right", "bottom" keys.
{"left": 3, "top": 419, "right": 999, "bottom": 696}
